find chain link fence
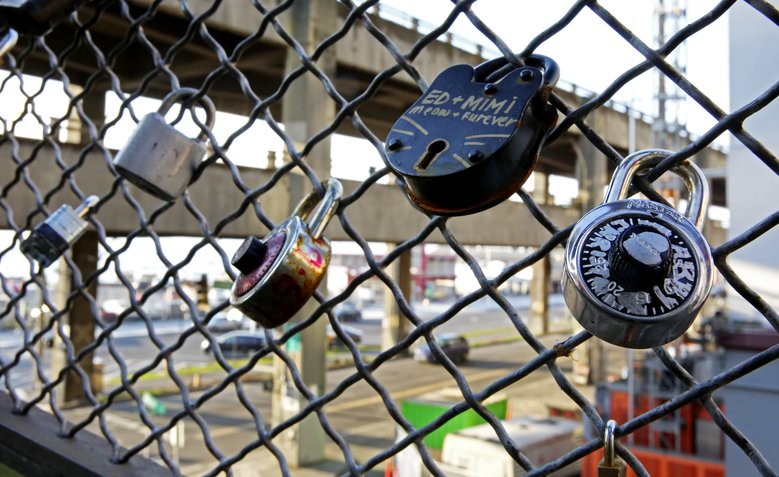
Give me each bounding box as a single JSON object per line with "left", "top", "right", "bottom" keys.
{"left": 0, "top": 0, "right": 777, "bottom": 476}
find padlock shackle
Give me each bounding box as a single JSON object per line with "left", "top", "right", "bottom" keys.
{"left": 473, "top": 54, "right": 559, "bottom": 91}
{"left": 0, "top": 27, "right": 18, "bottom": 59}
{"left": 603, "top": 420, "right": 617, "bottom": 467}
{"left": 74, "top": 195, "right": 99, "bottom": 218}
{"left": 291, "top": 179, "right": 343, "bottom": 240}
{"left": 157, "top": 87, "right": 216, "bottom": 142}
{"left": 604, "top": 149, "right": 709, "bottom": 230}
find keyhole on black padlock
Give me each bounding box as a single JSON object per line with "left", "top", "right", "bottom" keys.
{"left": 415, "top": 139, "right": 448, "bottom": 170}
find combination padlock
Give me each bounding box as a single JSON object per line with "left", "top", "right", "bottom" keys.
{"left": 562, "top": 149, "right": 714, "bottom": 349}
{"left": 21, "top": 195, "right": 98, "bottom": 268}
{"left": 0, "top": 0, "right": 87, "bottom": 35}
{"left": 229, "top": 179, "right": 342, "bottom": 328}
{"left": 113, "top": 88, "right": 216, "bottom": 201}
{"left": 598, "top": 420, "right": 626, "bottom": 477}
{"left": 385, "top": 54, "right": 559, "bottom": 216}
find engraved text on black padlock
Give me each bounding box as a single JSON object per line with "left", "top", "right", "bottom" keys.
{"left": 385, "top": 55, "right": 559, "bottom": 216}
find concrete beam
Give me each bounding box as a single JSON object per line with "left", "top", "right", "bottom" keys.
{"left": 0, "top": 139, "right": 581, "bottom": 247}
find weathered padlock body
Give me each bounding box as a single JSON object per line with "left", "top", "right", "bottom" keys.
{"left": 386, "top": 55, "right": 558, "bottom": 216}
{"left": 229, "top": 179, "right": 342, "bottom": 329}
{"left": 113, "top": 112, "right": 208, "bottom": 201}
{"left": 563, "top": 201, "right": 714, "bottom": 348}
{"left": 230, "top": 216, "right": 331, "bottom": 328}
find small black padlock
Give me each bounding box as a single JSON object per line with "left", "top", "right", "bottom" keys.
{"left": 21, "top": 195, "right": 98, "bottom": 268}
{"left": 385, "top": 54, "right": 559, "bottom": 216}
{"left": 0, "top": 0, "right": 87, "bottom": 35}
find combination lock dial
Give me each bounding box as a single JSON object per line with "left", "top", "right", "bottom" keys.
{"left": 562, "top": 149, "right": 714, "bottom": 349}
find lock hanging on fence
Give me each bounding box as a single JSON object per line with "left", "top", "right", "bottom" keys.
{"left": 230, "top": 179, "right": 343, "bottom": 328}
{"left": 21, "top": 195, "right": 98, "bottom": 268}
{"left": 113, "top": 88, "right": 216, "bottom": 201}
{"left": 598, "top": 420, "right": 627, "bottom": 477}
{"left": 385, "top": 54, "right": 559, "bottom": 216}
{"left": 0, "top": 0, "right": 88, "bottom": 35}
{"left": 561, "top": 149, "right": 714, "bottom": 349}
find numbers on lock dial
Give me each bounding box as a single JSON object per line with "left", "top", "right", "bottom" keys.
{"left": 579, "top": 215, "right": 698, "bottom": 317}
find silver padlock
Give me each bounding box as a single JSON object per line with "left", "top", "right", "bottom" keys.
{"left": 21, "top": 196, "right": 98, "bottom": 268}
{"left": 230, "top": 179, "right": 342, "bottom": 328}
{"left": 598, "top": 420, "right": 627, "bottom": 477}
{"left": 113, "top": 88, "right": 215, "bottom": 201}
{"left": 562, "top": 149, "right": 714, "bottom": 349}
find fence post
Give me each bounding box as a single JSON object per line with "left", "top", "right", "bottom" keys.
{"left": 382, "top": 246, "right": 412, "bottom": 353}
{"left": 270, "top": 0, "right": 338, "bottom": 467}
{"left": 62, "top": 230, "right": 98, "bottom": 405}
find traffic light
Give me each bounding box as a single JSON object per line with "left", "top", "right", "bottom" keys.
{"left": 197, "top": 274, "right": 209, "bottom": 311}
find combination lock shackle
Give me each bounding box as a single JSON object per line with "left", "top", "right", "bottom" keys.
{"left": 229, "top": 179, "right": 343, "bottom": 328}
{"left": 113, "top": 87, "right": 216, "bottom": 201}
{"left": 385, "top": 54, "right": 559, "bottom": 216}
{"left": 605, "top": 149, "right": 709, "bottom": 230}
{"left": 562, "top": 149, "right": 714, "bottom": 349}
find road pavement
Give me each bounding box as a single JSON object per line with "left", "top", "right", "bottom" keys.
{"left": 60, "top": 335, "right": 594, "bottom": 476}
{"left": 0, "top": 294, "right": 570, "bottom": 393}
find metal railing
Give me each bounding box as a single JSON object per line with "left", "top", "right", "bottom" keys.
{"left": 0, "top": 0, "right": 777, "bottom": 476}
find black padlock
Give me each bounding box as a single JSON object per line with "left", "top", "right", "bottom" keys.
{"left": 0, "top": 0, "right": 87, "bottom": 35}
{"left": 385, "top": 55, "right": 559, "bottom": 216}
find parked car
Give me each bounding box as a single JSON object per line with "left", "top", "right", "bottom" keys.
{"left": 413, "top": 333, "right": 469, "bottom": 364}
{"left": 326, "top": 324, "right": 363, "bottom": 349}
{"left": 334, "top": 301, "right": 362, "bottom": 322}
{"left": 206, "top": 313, "right": 244, "bottom": 333}
{"left": 201, "top": 331, "right": 267, "bottom": 357}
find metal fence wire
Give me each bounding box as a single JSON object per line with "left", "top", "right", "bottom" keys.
{"left": 0, "top": 0, "right": 778, "bottom": 476}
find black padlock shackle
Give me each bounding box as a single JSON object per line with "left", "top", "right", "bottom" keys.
{"left": 605, "top": 149, "right": 709, "bottom": 230}
{"left": 473, "top": 54, "right": 560, "bottom": 94}
{"left": 290, "top": 179, "right": 343, "bottom": 240}
{"left": 157, "top": 87, "right": 216, "bottom": 142}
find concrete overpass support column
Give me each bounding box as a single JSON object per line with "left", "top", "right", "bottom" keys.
{"left": 270, "top": 0, "right": 337, "bottom": 467}
{"left": 531, "top": 171, "right": 550, "bottom": 206}
{"left": 54, "top": 88, "right": 106, "bottom": 405}
{"left": 574, "top": 137, "right": 610, "bottom": 385}
{"left": 529, "top": 172, "right": 551, "bottom": 334}
{"left": 62, "top": 230, "right": 99, "bottom": 405}
{"left": 382, "top": 246, "right": 412, "bottom": 353}
{"left": 529, "top": 254, "right": 550, "bottom": 335}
